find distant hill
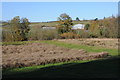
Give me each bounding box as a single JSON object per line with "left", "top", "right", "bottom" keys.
{"left": 29, "top": 20, "right": 90, "bottom": 28}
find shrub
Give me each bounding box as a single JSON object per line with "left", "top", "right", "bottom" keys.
{"left": 28, "top": 26, "right": 58, "bottom": 40}
{"left": 75, "top": 30, "right": 92, "bottom": 38}
{"left": 84, "top": 24, "right": 90, "bottom": 30}
{"left": 88, "top": 17, "right": 118, "bottom": 38}
{"left": 59, "top": 32, "right": 80, "bottom": 39}
{"left": 2, "top": 30, "right": 14, "bottom": 42}
{"left": 2, "top": 16, "right": 30, "bottom": 42}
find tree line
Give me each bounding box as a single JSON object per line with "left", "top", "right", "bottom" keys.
{"left": 2, "top": 13, "right": 119, "bottom": 42}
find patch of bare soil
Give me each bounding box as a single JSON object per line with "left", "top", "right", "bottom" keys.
{"left": 2, "top": 43, "right": 109, "bottom": 69}
{"left": 58, "top": 38, "right": 118, "bottom": 49}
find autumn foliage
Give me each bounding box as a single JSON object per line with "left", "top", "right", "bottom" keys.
{"left": 88, "top": 16, "right": 118, "bottom": 38}
{"left": 60, "top": 32, "right": 80, "bottom": 39}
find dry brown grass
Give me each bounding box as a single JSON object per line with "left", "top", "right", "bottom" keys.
{"left": 2, "top": 43, "right": 109, "bottom": 69}
{"left": 58, "top": 38, "right": 118, "bottom": 49}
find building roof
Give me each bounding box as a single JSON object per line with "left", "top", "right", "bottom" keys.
{"left": 42, "top": 27, "right": 56, "bottom": 30}
{"left": 72, "top": 24, "right": 85, "bottom": 29}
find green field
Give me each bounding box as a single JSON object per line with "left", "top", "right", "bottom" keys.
{"left": 29, "top": 20, "right": 90, "bottom": 27}
{"left": 30, "top": 22, "right": 59, "bottom": 27}
{"left": 2, "top": 40, "right": 120, "bottom": 79}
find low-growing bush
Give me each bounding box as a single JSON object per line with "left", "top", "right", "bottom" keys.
{"left": 60, "top": 32, "right": 80, "bottom": 39}
{"left": 28, "top": 26, "right": 58, "bottom": 40}
{"left": 2, "top": 30, "right": 14, "bottom": 42}
{"left": 75, "top": 30, "right": 92, "bottom": 38}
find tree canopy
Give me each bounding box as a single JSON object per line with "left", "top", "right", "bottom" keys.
{"left": 57, "top": 13, "right": 73, "bottom": 34}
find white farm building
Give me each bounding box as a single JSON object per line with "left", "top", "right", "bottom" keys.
{"left": 72, "top": 24, "right": 85, "bottom": 29}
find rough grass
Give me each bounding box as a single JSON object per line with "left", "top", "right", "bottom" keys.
{"left": 2, "top": 42, "right": 110, "bottom": 69}
{"left": 2, "top": 40, "right": 119, "bottom": 79}
{"left": 41, "top": 40, "right": 118, "bottom": 56}
{"left": 1, "top": 40, "right": 118, "bottom": 56}
{"left": 3, "top": 60, "right": 91, "bottom": 75}
{"left": 3, "top": 57, "right": 120, "bottom": 78}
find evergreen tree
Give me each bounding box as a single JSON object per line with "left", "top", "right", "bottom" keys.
{"left": 76, "top": 17, "right": 80, "bottom": 21}
{"left": 94, "top": 18, "right": 98, "bottom": 21}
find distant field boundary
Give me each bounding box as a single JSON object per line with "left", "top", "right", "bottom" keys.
{"left": 57, "top": 38, "right": 119, "bottom": 41}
